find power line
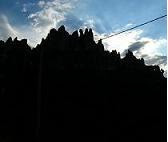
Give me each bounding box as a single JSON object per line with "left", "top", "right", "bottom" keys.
{"left": 100, "top": 14, "right": 167, "bottom": 40}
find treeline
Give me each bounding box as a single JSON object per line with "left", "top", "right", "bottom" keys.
{"left": 0, "top": 26, "right": 166, "bottom": 142}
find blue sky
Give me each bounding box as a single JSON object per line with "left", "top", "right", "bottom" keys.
{"left": 0, "top": 0, "right": 167, "bottom": 74}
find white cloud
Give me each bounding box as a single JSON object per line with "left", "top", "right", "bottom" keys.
{"left": 0, "top": 15, "right": 19, "bottom": 40}
{"left": 22, "top": 3, "right": 35, "bottom": 13}
{"left": 94, "top": 27, "right": 167, "bottom": 73}
{"left": 20, "top": 0, "right": 78, "bottom": 46}
{"left": 0, "top": 14, "right": 43, "bottom": 47}
{"left": 137, "top": 37, "right": 167, "bottom": 56}
{"left": 38, "top": 1, "right": 45, "bottom": 8}
{"left": 22, "top": 6, "right": 27, "bottom": 13}
{"left": 0, "top": 0, "right": 80, "bottom": 47}
{"left": 94, "top": 27, "right": 166, "bottom": 57}
{"left": 129, "top": 37, "right": 167, "bottom": 73}
{"left": 28, "top": 0, "right": 77, "bottom": 36}
{"left": 125, "top": 23, "right": 134, "bottom": 28}
{"left": 98, "top": 29, "right": 143, "bottom": 53}
{"left": 81, "top": 18, "right": 96, "bottom": 29}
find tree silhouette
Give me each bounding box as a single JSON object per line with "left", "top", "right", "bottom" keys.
{"left": 0, "top": 26, "right": 166, "bottom": 142}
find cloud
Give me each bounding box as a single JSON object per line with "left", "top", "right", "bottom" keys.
{"left": 21, "top": 3, "right": 35, "bottom": 13}
{"left": 94, "top": 27, "right": 167, "bottom": 74}
{"left": 144, "top": 55, "right": 167, "bottom": 66}
{"left": 0, "top": 14, "right": 40, "bottom": 47}
{"left": 0, "top": 0, "right": 81, "bottom": 47}
{"left": 0, "top": 14, "right": 45, "bottom": 47}
{"left": 121, "top": 40, "right": 149, "bottom": 56}
{"left": 28, "top": 0, "right": 78, "bottom": 34}
{"left": 0, "top": 15, "right": 19, "bottom": 40}
{"left": 131, "top": 38, "right": 167, "bottom": 73}
{"left": 38, "top": 1, "right": 45, "bottom": 8}
{"left": 82, "top": 19, "right": 96, "bottom": 29}
{"left": 97, "top": 29, "right": 143, "bottom": 53}
{"left": 94, "top": 26, "right": 166, "bottom": 57}
{"left": 131, "top": 39, "right": 167, "bottom": 76}
{"left": 128, "top": 41, "right": 149, "bottom": 52}
{"left": 20, "top": 0, "right": 79, "bottom": 46}
{"left": 22, "top": 6, "right": 27, "bottom": 13}
{"left": 137, "top": 37, "right": 167, "bottom": 56}
{"left": 125, "top": 23, "right": 134, "bottom": 28}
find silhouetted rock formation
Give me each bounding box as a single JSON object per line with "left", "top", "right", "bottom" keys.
{"left": 0, "top": 26, "right": 166, "bottom": 142}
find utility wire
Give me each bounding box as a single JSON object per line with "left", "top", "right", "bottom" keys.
{"left": 100, "top": 14, "right": 167, "bottom": 40}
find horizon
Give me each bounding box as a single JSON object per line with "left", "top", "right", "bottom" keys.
{"left": 0, "top": 0, "right": 167, "bottom": 75}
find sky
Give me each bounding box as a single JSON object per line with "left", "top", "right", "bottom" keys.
{"left": 0, "top": 0, "right": 167, "bottom": 75}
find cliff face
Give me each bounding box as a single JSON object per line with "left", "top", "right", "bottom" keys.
{"left": 0, "top": 26, "right": 166, "bottom": 142}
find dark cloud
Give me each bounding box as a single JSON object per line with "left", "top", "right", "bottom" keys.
{"left": 121, "top": 41, "right": 149, "bottom": 56}
{"left": 144, "top": 55, "right": 167, "bottom": 66}
{"left": 128, "top": 41, "right": 149, "bottom": 52}
{"left": 140, "top": 54, "right": 148, "bottom": 58}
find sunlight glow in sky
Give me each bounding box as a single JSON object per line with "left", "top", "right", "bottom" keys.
{"left": 0, "top": 0, "right": 167, "bottom": 74}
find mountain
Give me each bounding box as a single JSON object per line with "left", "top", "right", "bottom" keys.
{"left": 0, "top": 26, "right": 166, "bottom": 142}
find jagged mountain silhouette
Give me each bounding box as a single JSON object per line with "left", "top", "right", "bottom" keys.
{"left": 0, "top": 26, "right": 166, "bottom": 142}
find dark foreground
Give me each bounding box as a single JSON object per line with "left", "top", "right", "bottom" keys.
{"left": 0, "top": 26, "right": 166, "bottom": 142}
